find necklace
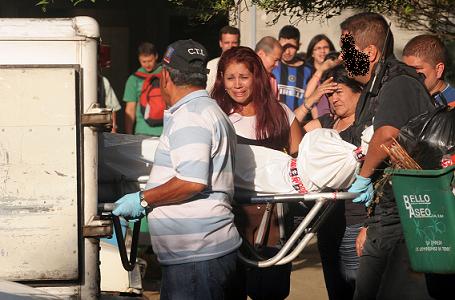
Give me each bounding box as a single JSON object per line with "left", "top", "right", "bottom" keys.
{"left": 334, "top": 116, "right": 354, "bottom": 132}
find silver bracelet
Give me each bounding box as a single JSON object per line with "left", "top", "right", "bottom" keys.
{"left": 303, "top": 100, "right": 313, "bottom": 111}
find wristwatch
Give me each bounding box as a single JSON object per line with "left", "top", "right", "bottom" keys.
{"left": 139, "top": 191, "right": 152, "bottom": 211}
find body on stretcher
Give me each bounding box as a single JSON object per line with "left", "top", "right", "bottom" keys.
{"left": 235, "top": 128, "right": 364, "bottom": 194}
{"left": 99, "top": 128, "right": 371, "bottom": 196}
{"left": 98, "top": 129, "right": 367, "bottom": 266}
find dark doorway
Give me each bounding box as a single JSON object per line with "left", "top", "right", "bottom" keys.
{"left": 0, "top": 0, "right": 228, "bottom": 132}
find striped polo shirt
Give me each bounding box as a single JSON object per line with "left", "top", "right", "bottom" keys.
{"left": 272, "top": 61, "right": 313, "bottom": 110}
{"left": 145, "top": 90, "right": 241, "bottom": 265}
{"left": 434, "top": 83, "right": 455, "bottom": 107}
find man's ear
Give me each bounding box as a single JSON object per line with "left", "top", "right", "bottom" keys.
{"left": 366, "top": 45, "right": 379, "bottom": 62}
{"left": 257, "top": 49, "right": 265, "bottom": 59}
{"left": 435, "top": 62, "right": 445, "bottom": 80}
{"left": 161, "top": 68, "right": 169, "bottom": 88}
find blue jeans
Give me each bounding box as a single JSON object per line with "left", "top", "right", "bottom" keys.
{"left": 339, "top": 223, "right": 362, "bottom": 285}
{"left": 317, "top": 201, "right": 352, "bottom": 300}
{"left": 160, "top": 251, "right": 237, "bottom": 300}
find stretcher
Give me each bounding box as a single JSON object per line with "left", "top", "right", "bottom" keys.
{"left": 98, "top": 130, "right": 361, "bottom": 268}
{"left": 100, "top": 191, "right": 357, "bottom": 271}
{"left": 99, "top": 128, "right": 369, "bottom": 196}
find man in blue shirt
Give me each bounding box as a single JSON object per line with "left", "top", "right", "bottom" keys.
{"left": 402, "top": 33, "right": 455, "bottom": 300}
{"left": 402, "top": 34, "right": 455, "bottom": 107}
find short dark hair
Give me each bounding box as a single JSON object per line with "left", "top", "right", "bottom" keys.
{"left": 219, "top": 25, "right": 240, "bottom": 41}
{"left": 138, "top": 42, "right": 158, "bottom": 57}
{"left": 325, "top": 51, "right": 340, "bottom": 62}
{"left": 278, "top": 25, "right": 300, "bottom": 44}
{"left": 403, "top": 34, "right": 448, "bottom": 66}
{"left": 322, "top": 64, "right": 363, "bottom": 94}
{"left": 255, "top": 36, "right": 281, "bottom": 53}
{"left": 164, "top": 65, "right": 207, "bottom": 88}
{"left": 340, "top": 12, "right": 394, "bottom": 57}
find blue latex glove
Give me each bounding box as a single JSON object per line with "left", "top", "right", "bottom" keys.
{"left": 112, "top": 192, "right": 145, "bottom": 220}
{"left": 348, "top": 174, "right": 374, "bottom": 207}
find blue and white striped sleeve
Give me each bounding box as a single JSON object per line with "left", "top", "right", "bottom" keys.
{"left": 168, "top": 114, "right": 212, "bottom": 185}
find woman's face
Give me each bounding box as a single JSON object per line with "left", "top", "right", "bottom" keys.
{"left": 312, "top": 39, "right": 331, "bottom": 65}
{"left": 327, "top": 83, "right": 360, "bottom": 118}
{"left": 223, "top": 62, "right": 254, "bottom": 105}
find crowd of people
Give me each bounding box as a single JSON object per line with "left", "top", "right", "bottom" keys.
{"left": 105, "top": 11, "right": 454, "bottom": 300}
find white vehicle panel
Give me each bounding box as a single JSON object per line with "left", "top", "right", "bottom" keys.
{"left": 0, "top": 67, "right": 79, "bottom": 280}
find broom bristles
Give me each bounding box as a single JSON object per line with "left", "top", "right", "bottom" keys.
{"left": 381, "top": 138, "right": 421, "bottom": 170}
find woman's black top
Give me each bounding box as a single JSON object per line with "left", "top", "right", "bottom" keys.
{"left": 318, "top": 113, "right": 366, "bottom": 226}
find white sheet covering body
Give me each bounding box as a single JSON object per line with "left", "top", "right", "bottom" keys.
{"left": 99, "top": 129, "right": 364, "bottom": 197}
{"left": 235, "top": 129, "right": 359, "bottom": 193}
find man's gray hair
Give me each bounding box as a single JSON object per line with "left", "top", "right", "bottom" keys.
{"left": 255, "top": 36, "right": 281, "bottom": 53}
{"left": 164, "top": 65, "right": 207, "bottom": 88}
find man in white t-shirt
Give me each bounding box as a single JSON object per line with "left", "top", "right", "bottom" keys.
{"left": 206, "top": 26, "right": 240, "bottom": 93}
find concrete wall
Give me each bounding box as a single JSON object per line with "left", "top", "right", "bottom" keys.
{"left": 234, "top": 3, "right": 426, "bottom": 58}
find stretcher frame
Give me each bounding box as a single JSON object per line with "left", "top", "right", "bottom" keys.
{"left": 102, "top": 175, "right": 357, "bottom": 270}
{"left": 234, "top": 191, "right": 357, "bottom": 268}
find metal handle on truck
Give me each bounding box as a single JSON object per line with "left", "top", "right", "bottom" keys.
{"left": 98, "top": 203, "right": 141, "bottom": 272}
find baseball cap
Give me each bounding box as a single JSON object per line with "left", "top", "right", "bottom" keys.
{"left": 162, "top": 39, "right": 208, "bottom": 74}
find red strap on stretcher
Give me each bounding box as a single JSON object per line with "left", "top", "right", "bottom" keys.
{"left": 289, "top": 159, "right": 308, "bottom": 194}
{"left": 353, "top": 147, "right": 365, "bottom": 161}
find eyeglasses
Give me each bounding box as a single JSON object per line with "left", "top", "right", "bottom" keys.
{"left": 313, "top": 46, "right": 330, "bottom": 52}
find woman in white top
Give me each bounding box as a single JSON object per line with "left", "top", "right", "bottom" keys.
{"left": 211, "top": 46, "right": 302, "bottom": 300}
{"left": 211, "top": 46, "right": 302, "bottom": 156}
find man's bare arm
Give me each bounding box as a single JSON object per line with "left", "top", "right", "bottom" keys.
{"left": 143, "top": 177, "right": 207, "bottom": 207}
{"left": 111, "top": 111, "right": 117, "bottom": 133}
{"left": 124, "top": 102, "right": 136, "bottom": 134}
{"left": 359, "top": 125, "right": 400, "bottom": 178}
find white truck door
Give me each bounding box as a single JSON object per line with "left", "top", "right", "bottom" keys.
{"left": 0, "top": 66, "right": 81, "bottom": 281}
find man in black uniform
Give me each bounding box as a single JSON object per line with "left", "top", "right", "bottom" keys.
{"left": 341, "top": 12, "right": 435, "bottom": 299}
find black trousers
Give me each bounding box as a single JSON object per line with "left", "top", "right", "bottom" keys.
{"left": 354, "top": 224, "right": 432, "bottom": 300}
{"left": 227, "top": 248, "right": 292, "bottom": 300}
{"left": 425, "top": 273, "right": 455, "bottom": 300}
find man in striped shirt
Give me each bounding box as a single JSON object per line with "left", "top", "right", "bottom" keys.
{"left": 113, "top": 39, "right": 241, "bottom": 299}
